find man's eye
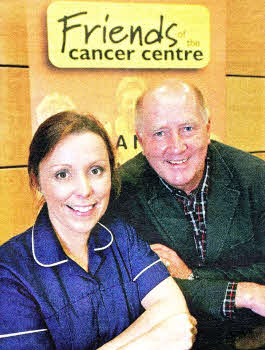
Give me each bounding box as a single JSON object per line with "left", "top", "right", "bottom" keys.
{"left": 184, "top": 126, "right": 193, "bottom": 132}
{"left": 154, "top": 131, "right": 165, "bottom": 137}
{"left": 91, "top": 167, "right": 103, "bottom": 175}
{"left": 55, "top": 171, "right": 69, "bottom": 179}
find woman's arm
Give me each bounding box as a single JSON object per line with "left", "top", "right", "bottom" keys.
{"left": 0, "top": 267, "right": 55, "bottom": 349}
{"left": 98, "top": 276, "right": 197, "bottom": 350}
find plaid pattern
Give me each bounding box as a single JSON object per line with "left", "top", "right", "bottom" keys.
{"left": 160, "top": 157, "right": 210, "bottom": 264}
{"left": 223, "top": 282, "right": 238, "bottom": 318}
{"left": 160, "top": 156, "right": 237, "bottom": 318}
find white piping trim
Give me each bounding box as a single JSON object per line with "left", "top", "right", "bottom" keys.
{"left": 31, "top": 226, "right": 68, "bottom": 267}
{"left": 133, "top": 259, "right": 162, "bottom": 282}
{"left": 0, "top": 328, "right": 48, "bottom": 339}
{"left": 94, "top": 222, "right": 114, "bottom": 251}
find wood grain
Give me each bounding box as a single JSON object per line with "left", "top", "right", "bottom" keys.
{"left": 227, "top": 0, "right": 265, "bottom": 76}
{"left": 226, "top": 77, "right": 265, "bottom": 151}
{"left": 0, "top": 168, "right": 36, "bottom": 245}
{"left": 0, "top": 0, "right": 28, "bottom": 66}
{"left": 0, "top": 68, "right": 32, "bottom": 166}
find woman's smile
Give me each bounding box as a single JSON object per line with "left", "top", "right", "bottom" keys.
{"left": 38, "top": 132, "right": 111, "bottom": 240}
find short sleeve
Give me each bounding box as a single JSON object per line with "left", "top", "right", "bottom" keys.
{"left": 126, "top": 224, "right": 170, "bottom": 300}
{"left": 0, "top": 266, "right": 55, "bottom": 349}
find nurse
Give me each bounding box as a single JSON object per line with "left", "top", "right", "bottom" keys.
{"left": 0, "top": 111, "right": 196, "bottom": 349}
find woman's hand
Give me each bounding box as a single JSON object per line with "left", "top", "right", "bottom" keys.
{"left": 99, "top": 313, "right": 197, "bottom": 350}
{"left": 146, "top": 312, "right": 197, "bottom": 350}
{"left": 98, "top": 277, "right": 197, "bottom": 350}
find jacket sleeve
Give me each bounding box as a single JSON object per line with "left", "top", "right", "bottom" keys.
{"left": 0, "top": 266, "right": 55, "bottom": 349}
{"left": 176, "top": 201, "right": 265, "bottom": 321}
{"left": 175, "top": 278, "right": 229, "bottom": 321}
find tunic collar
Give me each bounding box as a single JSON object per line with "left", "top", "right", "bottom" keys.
{"left": 32, "top": 204, "right": 114, "bottom": 268}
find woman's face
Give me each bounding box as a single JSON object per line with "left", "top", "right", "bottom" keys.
{"left": 38, "top": 132, "right": 111, "bottom": 239}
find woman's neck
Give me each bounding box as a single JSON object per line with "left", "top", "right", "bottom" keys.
{"left": 55, "top": 230, "right": 90, "bottom": 272}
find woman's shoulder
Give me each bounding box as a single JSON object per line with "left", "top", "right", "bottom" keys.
{"left": 100, "top": 210, "right": 138, "bottom": 244}
{"left": 101, "top": 210, "right": 131, "bottom": 232}
{"left": 0, "top": 227, "right": 33, "bottom": 268}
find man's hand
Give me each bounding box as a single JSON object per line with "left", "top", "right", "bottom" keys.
{"left": 236, "top": 282, "right": 265, "bottom": 317}
{"left": 151, "top": 244, "right": 192, "bottom": 279}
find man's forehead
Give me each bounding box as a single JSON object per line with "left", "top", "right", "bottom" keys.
{"left": 141, "top": 113, "right": 201, "bottom": 129}
{"left": 142, "top": 86, "right": 198, "bottom": 111}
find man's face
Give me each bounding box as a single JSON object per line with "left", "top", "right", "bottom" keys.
{"left": 137, "top": 89, "right": 210, "bottom": 194}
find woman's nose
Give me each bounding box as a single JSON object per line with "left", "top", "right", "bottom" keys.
{"left": 75, "top": 175, "right": 92, "bottom": 197}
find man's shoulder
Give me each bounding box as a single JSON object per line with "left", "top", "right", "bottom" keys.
{"left": 119, "top": 152, "right": 151, "bottom": 186}
{"left": 210, "top": 141, "right": 265, "bottom": 174}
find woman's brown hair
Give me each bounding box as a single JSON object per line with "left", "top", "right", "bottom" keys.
{"left": 28, "top": 111, "right": 120, "bottom": 202}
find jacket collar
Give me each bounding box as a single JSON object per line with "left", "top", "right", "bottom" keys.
{"left": 206, "top": 142, "right": 241, "bottom": 261}
{"left": 138, "top": 141, "right": 241, "bottom": 263}
{"left": 208, "top": 141, "right": 235, "bottom": 189}
{"left": 140, "top": 141, "right": 237, "bottom": 199}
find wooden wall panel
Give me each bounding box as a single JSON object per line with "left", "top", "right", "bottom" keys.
{"left": 226, "top": 77, "right": 265, "bottom": 152}
{"left": 251, "top": 153, "right": 265, "bottom": 162}
{"left": 227, "top": 0, "right": 265, "bottom": 76}
{"left": 0, "top": 0, "right": 28, "bottom": 65}
{"left": 0, "top": 168, "right": 36, "bottom": 245}
{"left": 0, "top": 68, "right": 32, "bottom": 166}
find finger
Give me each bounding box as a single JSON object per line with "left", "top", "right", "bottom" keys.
{"left": 161, "top": 258, "right": 171, "bottom": 268}
{"left": 150, "top": 243, "right": 167, "bottom": 250}
{"left": 152, "top": 249, "right": 173, "bottom": 261}
{"left": 189, "top": 315, "right": 197, "bottom": 326}
{"left": 151, "top": 244, "right": 175, "bottom": 254}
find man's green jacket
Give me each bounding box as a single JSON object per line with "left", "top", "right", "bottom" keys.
{"left": 114, "top": 141, "right": 265, "bottom": 321}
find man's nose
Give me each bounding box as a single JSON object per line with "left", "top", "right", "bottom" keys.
{"left": 168, "top": 132, "right": 187, "bottom": 153}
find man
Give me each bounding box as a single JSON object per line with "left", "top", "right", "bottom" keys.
{"left": 115, "top": 79, "right": 265, "bottom": 325}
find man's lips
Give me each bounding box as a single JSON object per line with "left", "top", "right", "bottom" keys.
{"left": 167, "top": 158, "right": 189, "bottom": 165}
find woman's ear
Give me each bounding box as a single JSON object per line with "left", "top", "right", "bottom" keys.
{"left": 31, "top": 174, "right": 41, "bottom": 192}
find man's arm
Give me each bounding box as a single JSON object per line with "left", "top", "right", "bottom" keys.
{"left": 151, "top": 244, "right": 265, "bottom": 319}
{"left": 236, "top": 282, "right": 265, "bottom": 317}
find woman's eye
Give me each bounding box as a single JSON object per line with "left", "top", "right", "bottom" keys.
{"left": 91, "top": 167, "right": 103, "bottom": 175}
{"left": 55, "top": 171, "right": 69, "bottom": 179}
{"left": 183, "top": 126, "right": 193, "bottom": 132}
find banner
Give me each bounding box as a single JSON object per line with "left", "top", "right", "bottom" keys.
{"left": 47, "top": 2, "right": 210, "bottom": 69}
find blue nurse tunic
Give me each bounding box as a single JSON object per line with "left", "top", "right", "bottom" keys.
{"left": 0, "top": 205, "right": 169, "bottom": 349}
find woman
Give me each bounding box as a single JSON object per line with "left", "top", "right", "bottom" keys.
{"left": 0, "top": 111, "right": 196, "bottom": 349}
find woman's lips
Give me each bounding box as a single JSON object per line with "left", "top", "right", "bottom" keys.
{"left": 66, "top": 204, "right": 96, "bottom": 216}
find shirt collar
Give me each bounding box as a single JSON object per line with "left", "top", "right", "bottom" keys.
{"left": 159, "top": 156, "right": 210, "bottom": 199}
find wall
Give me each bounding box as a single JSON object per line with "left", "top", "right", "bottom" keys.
{"left": 0, "top": 0, "right": 36, "bottom": 245}
{"left": 0, "top": 0, "right": 264, "bottom": 244}
{"left": 226, "top": 0, "right": 265, "bottom": 160}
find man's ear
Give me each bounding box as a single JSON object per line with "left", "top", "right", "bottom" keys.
{"left": 135, "top": 130, "right": 143, "bottom": 146}
{"left": 206, "top": 119, "right": 211, "bottom": 144}
{"left": 135, "top": 130, "right": 145, "bottom": 155}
